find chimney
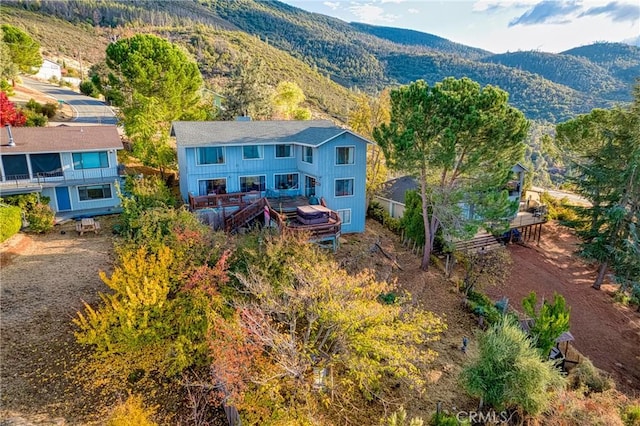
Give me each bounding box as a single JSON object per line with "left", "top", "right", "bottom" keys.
{"left": 7, "top": 125, "right": 15, "bottom": 147}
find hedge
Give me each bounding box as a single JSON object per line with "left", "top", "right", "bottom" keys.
{"left": 0, "top": 205, "right": 22, "bottom": 242}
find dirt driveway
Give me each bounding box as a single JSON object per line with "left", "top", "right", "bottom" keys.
{"left": 0, "top": 220, "right": 115, "bottom": 424}
{"left": 485, "top": 222, "right": 640, "bottom": 396}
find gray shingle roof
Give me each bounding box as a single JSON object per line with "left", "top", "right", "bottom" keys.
{"left": 379, "top": 176, "right": 418, "bottom": 204}
{"left": 0, "top": 125, "right": 123, "bottom": 154}
{"left": 171, "top": 120, "right": 369, "bottom": 147}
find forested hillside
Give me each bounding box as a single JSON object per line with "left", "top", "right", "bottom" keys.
{"left": 1, "top": 3, "right": 359, "bottom": 121}
{"left": 3, "top": 0, "right": 638, "bottom": 122}
{"left": 481, "top": 51, "right": 631, "bottom": 101}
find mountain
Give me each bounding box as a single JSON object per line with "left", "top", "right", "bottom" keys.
{"left": 562, "top": 42, "right": 640, "bottom": 83}
{"left": 348, "top": 22, "right": 491, "bottom": 60}
{"left": 3, "top": 0, "right": 638, "bottom": 123}
{"left": 481, "top": 50, "right": 631, "bottom": 101}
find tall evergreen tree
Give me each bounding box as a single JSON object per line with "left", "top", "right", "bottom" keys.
{"left": 555, "top": 85, "right": 640, "bottom": 289}
{"left": 1, "top": 25, "right": 42, "bottom": 75}
{"left": 104, "top": 34, "right": 205, "bottom": 173}
{"left": 374, "top": 78, "right": 528, "bottom": 270}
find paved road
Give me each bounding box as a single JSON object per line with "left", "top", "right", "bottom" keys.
{"left": 531, "top": 185, "right": 592, "bottom": 206}
{"left": 21, "top": 77, "right": 118, "bottom": 125}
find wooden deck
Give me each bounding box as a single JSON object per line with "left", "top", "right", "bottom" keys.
{"left": 190, "top": 192, "right": 342, "bottom": 251}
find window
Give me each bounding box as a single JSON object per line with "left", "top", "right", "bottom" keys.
{"left": 303, "top": 146, "right": 313, "bottom": 163}
{"left": 336, "top": 147, "right": 355, "bottom": 165}
{"left": 30, "top": 153, "right": 62, "bottom": 177}
{"left": 240, "top": 175, "right": 266, "bottom": 192}
{"left": 274, "top": 173, "right": 299, "bottom": 190}
{"left": 78, "top": 184, "right": 112, "bottom": 201}
{"left": 197, "top": 147, "right": 225, "bottom": 165}
{"left": 2, "top": 154, "right": 28, "bottom": 180}
{"left": 275, "top": 144, "right": 293, "bottom": 158}
{"left": 242, "top": 145, "right": 263, "bottom": 159}
{"left": 305, "top": 175, "right": 317, "bottom": 197}
{"left": 335, "top": 178, "right": 354, "bottom": 197}
{"left": 198, "top": 178, "right": 227, "bottom": 196}
{"left": 72, "top": 151, "right": 109, "bottom": 169}
{"left": 337, "top": 209, "right": 352, "bottom": 225}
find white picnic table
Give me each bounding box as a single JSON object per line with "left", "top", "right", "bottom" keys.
{"left": 76, "top": 218, "right": 100, "bottom": 235}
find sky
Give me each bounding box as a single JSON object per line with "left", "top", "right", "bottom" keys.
{"left": 280, "top": 0, "right": 640, "bottom": 53}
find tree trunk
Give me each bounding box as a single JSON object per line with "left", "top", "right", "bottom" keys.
{"left": 593, "top": 261, "right": 608, "bottom": 289}
{"left": 420, "top": 178, "right": 431, "bottom": 271}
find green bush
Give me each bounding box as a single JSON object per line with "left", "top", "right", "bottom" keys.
{"left": 0, "top": 205, "right": 22, "bottom": 242}
{"left": 522, "top": 291, "right": 571, "bottom": 357}
{"left": 567, "top": 358, "right": 614, "bottom": 394}
{"left": 26, "top": 203, "right": 54, "bottom": 233}
{"left": 622, "top": 404, "right": 640, "bottom": 426}
{"left": 40, "top": 102, "right": 58, "bottom": 118}
{"left": 80, "top": 79, "right": 100, "bottom": 98}
{"left": 461, "top": 318, "right": 565, "bottom": 415}
{"left": 24, "top": 109, "right": 47, "bottom": 127}
{"left": 367, "top": 201, "right": 402, "bottom": 235}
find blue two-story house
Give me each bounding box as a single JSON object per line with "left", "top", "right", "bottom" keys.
{"left": 171, "top": 120, "right": 370, "bottom": 233}
{"left": 0, "top": 125, "right": 123, "bottom": 218}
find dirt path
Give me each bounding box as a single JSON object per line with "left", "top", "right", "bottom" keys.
{"left": 485, "top": 222, "right": 640, "bottom": 396}
{"left": 0, "top": 220, "right": 116, "bottom": 424}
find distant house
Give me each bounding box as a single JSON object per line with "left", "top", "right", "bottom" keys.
{"left": 0, "top": 125, "right": 124, "bottom": 218}
{"left": 171, "top": 120, "right": 371, "bottom": 233}
{"left": 34, "top": 59, "right": 62, "bottom": 81}
{"left": 373, "top": 164, "right": 528, "bottom": 220}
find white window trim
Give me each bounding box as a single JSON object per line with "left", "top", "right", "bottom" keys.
{"left": 77, "top": 183, "right": 113, "bottom": 202}
{"left": 242, "top": 145, "right": 264, "bottom": 160}
{"left": 275, "top": 144, "right": 294, "bottom": 159}
{"left": 239, "top": 174, "right": 267, "bottom": 192}
{"left": 302, "top": 146, "right": 313, "bottom": 164}
{"left": 335, "top": 145, "right": 356, "bottom": 166}
{"left": 197, "top": 177, "right": 227, "bottom": 195}
{"left": 334, "top": 177, "right": 355, "bottom": 198}
{"left": 337, "top": 208, "right": 352, "bottom": 225}
{"left": 196, "top": 146, "right": 226, "bottom": 166}
{"left": 274, "top": 172, "right": 300, "bottom": 190}
{"left": 71, "top": 151, "right": 110, "bottom": 171}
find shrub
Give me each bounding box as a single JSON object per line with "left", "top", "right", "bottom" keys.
{"left": 461, "top": 318, "right": 565, "bottom": 415}
{"left": 567, "top": 358, "right": 614, "bottom": 394}
{"left": 80, "top": 79, "right": 100, "bottom": 98}
{"left": 367, "top": 201, "right": 402, "bottom": 234}
{"left": 106, "top": 395, "right": 157, "bottom": 426}
{"left": 24, "top": 109, "right": 47, "bottom": 127}
{"left": 522, "top": 291, "right": 571, "bottom": 357}
{"left": 26, "top": 203, "right": 54, "bottom": 233}
{"left": 0, "top": 205, "right": 22, "bottom": 242}
{"left": 622, "top": 404, "right": 640, "bottom": 426}
{"left": 40, "top": 102, "right": 58, "bottom": 118}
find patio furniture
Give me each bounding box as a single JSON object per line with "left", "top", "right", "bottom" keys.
{"left": 76, "top": 218, "right": 100, "bottom": 235}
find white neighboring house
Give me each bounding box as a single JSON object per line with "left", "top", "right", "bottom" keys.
{"left": 34, "top": 59, "right": 62, "bottom": 81}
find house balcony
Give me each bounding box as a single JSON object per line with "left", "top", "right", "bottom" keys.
{"left": 190, "top": 192, "right": 342, "bottom": 250}
{"left": 0, "top": 167, "right": 122, "bottom": 195}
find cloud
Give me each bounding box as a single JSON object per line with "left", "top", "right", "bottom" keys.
{"left": 472, "top": 0, "right": 539, "bottom": 13}
{"left": 508, "top": 1, "right": 582, "bottom": 26}
{"left": 323, "top": 1, "right": 341, "bottom": 10}
{"left": 380, "top": 0, "right": 406, "bottom": 3}
{"left": 407, "top": 7, "right": 419, "bottom": 14}
{"left": 578, "top": 1, "right": 640, "bottom": 23}
{"left": 348, "top": 4, "right": 399, "bottom": 23}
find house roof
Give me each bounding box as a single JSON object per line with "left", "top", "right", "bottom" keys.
{"left": 0, "top": 125, "right": 123, "bottom": 154}
{"left": 171, "top": 120, "right": 371, "bottom": 148}
{"left": 378, "top": 175, "right": 418, "bottom": 204}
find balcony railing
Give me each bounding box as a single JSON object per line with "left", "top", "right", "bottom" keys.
{"left": 0, "top": 167, "right": 120, "bottom": 188}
